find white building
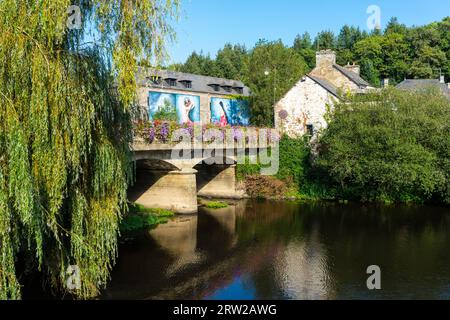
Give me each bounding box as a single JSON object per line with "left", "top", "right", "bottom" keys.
{"left": 274, "top": 50, "right": 375, "bottom": 138}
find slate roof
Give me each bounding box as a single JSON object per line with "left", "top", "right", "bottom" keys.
{"left": 396, "top": 79, "right": 450, "bottom": 99}
{"left": 333, "top": 64, "right": 371, "bottom": 87}
{"left": 137, "top": 67, "right": 251, "bottom": 96}
{"left": 307, "top": 75, "right": 339, "bottom": 97}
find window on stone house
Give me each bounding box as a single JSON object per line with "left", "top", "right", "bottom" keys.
{"left": 306, "top": 124, "right": 314, "bottom": 136}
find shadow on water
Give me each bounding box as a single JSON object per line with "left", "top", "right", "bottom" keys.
{"left": 100, "top": 200, "right": 450, "bottom": 300}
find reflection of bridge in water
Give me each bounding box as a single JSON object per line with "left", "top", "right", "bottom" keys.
{"left": 102, "top": 200, "right": 335, "bottom": 300}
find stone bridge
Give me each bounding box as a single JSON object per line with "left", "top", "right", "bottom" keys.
{"left": 130, "top": 139, "right": 273, "bottom": 214}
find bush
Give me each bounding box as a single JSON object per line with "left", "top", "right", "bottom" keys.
{"left": 276, "top": 135, "right": 310, "bottom": 185}
{"left": 236, "top": 136, "right": 311, "bottom": 198}
{"left": 244, "top": 175, "right": 288, "bottom": 199}
{"left": 315, "top": 88, "right": 450, "bottom": 204}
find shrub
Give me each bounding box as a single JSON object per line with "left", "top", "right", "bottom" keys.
{"left": 315, "top": 88, "right": 450, "bottom": 204}
{"left": 244, "top": 175, "right": 288, "bottom": 199}
{"left": 276, "top": 135, "right": 310, "bottom": 185}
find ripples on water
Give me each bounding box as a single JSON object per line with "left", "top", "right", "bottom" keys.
{"left": 101, "top": 200, "right": 450, "bottom": 300}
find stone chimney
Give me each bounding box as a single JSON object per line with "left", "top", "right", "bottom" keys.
{"left": 381, "top": 78, "right": 389, "bottom": 88}
{"left": 440, "top": 75, "right": 445, "bottom": 84}
{"left": 344, "top": 62, "right": 361, "bottom": 76}
{"left": 315, "top": 50, "right": 336, "bottom": 69}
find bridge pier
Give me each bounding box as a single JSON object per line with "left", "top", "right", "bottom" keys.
{"left": 131, "top": 168, "right": 198, "bottom": 214}
{"left": 197, "top": 165, "right": 245, "bottom": 199}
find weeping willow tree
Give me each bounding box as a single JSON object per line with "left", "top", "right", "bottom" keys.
{"left": 0, "top": 0, "right": 178, "bottom": 299}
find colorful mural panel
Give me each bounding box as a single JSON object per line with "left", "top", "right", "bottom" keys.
{"left": 148, "top": 91, "right": 200, "bottom": 124}
{"left": 210, "top": 97, "right": 250, "bottom": 126}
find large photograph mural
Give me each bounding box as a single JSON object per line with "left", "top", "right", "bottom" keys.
{"left": 149, "top": 91, "right": 200, "bottom": 124}
{"left": 210, "top": 97, "right": 251, "bottom": 126}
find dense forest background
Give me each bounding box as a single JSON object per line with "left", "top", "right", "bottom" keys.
{"left": 168, "top": 17, "right": 450, "bottom": 126}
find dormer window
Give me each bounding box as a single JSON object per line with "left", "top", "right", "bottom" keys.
{"left": 221, "top": 85, "right": 232, "bottom": 93}
{"left": 165, "top": 78, "right": 177, "bottom": 87}
{"left": 209, "top": 84, "right": 220, "bottom": 92}
{"left": 233, "top": 87, "right": 243, "bottom": 94}
{"left": 147, "top": 76, "right": 162, "bottom": 85}
{"left": 179, "top": 80, "right": 192, "bottom": 89}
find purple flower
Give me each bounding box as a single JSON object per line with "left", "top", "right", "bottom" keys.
{"left": 160, "top": 122, "right": 169, "bottom": 143}
{"left": 148, "top": 126, "right": 156, "bottom": 144}
{"left": 185, "top": 125, "right": 194, "bottom": 138}
{"left": 232, "top": 127, "right": 243, "bottom": 142}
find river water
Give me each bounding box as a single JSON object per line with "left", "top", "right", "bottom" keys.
{"left": 101, "top": 200, "right": 450, "bottom": 300}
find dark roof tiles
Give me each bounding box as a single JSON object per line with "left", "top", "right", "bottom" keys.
{"left": 138, "top": 67, "right": 251, "bottom": 96}
{"left": 333, "top": 64, "right": 371, "bottom": 87}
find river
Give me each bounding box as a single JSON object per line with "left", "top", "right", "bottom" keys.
{"left": 101, "top": 200, "right": 450, "bottom": 300}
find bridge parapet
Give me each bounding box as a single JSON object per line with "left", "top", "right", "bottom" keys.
{"left": 132, "top": 120, "right": 280, "bottom": 150}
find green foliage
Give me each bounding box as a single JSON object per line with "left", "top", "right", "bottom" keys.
{"left": 0, "top": 0, "right": 178, "bottom": 299}
{"left": 314, "top": 30, "right": 337, "bottom": 49}
{"left": 237, "top": 160, "right": 262, "bottom": 181}
{"left": 204, "top": 201, "right": 229, "bottom": 209}
{"left": 120, "top": 205, "right": 174, "bottom": 234}
{"left": 174, "top": 51, "right": 219, "bottom": 76}
{"left": 237, "top": 136, "right": 318, "bottom": 200}
{"left": 245, "top": 40, "right": 308, "bottom": 126}
{"left": 315, "top": 89, "right": 450, "bottom": 204}
{"left": 276, "top": 136, "right": 310, "bottom": 186}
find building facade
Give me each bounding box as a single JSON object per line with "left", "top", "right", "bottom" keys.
{"left": 136, "top": 68, "right": 252, "bottom": 126}
{"left": 274, "top": 50, "right": 375, "bottom": 138}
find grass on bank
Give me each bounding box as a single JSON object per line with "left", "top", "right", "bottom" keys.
{"left": 204, "top": 201, "right": 229, "bottom": 209}
{"left": 120, "top": 203, "right": 175, "bottom": 234}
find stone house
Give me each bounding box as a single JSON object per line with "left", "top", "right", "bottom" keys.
{"left": 396, "top": 76, "right": 450, "bottom": 100}
{"left": 274, "top": 50, "right": 375, "bottom": 138}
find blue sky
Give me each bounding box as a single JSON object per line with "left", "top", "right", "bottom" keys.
{"left": 167, "top": 0, "right": 450, "bottom": 64}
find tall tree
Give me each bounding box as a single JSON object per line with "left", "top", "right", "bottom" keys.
{"left": 214, "top": 44, "right": 248, "bottom": 80}
{"left": 384, "top": 17, "right": 408, "bottom": 35}
{"left": 179, "top": 51, "right": 218, "bottom": 76}
{"left": 293, "top": 32, "right": 316, "bottom": 70}
{"left": 314, "top": 31, "right": 336, "bottom": 50}
{"left": 245, "top": 40, "right": 307, "bottom": 126}
{"left": 293, "top": 32, "right": 313, "bottom": 50}
{"left": 0, "top": 0, "right": 178, "bottom": 299}
{"left": 337, "top": 25, "right": 365, "bottom": 49}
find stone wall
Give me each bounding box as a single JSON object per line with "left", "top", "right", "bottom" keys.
{"left": 274, "top": 76, "right": 337, "bottom": 138}
{"left": 309, "top": 66, "right": 360, "bottom": 94}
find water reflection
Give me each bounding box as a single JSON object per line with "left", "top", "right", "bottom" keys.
{"left": 102, "top": 201, "right": 450, "bottom": 300}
